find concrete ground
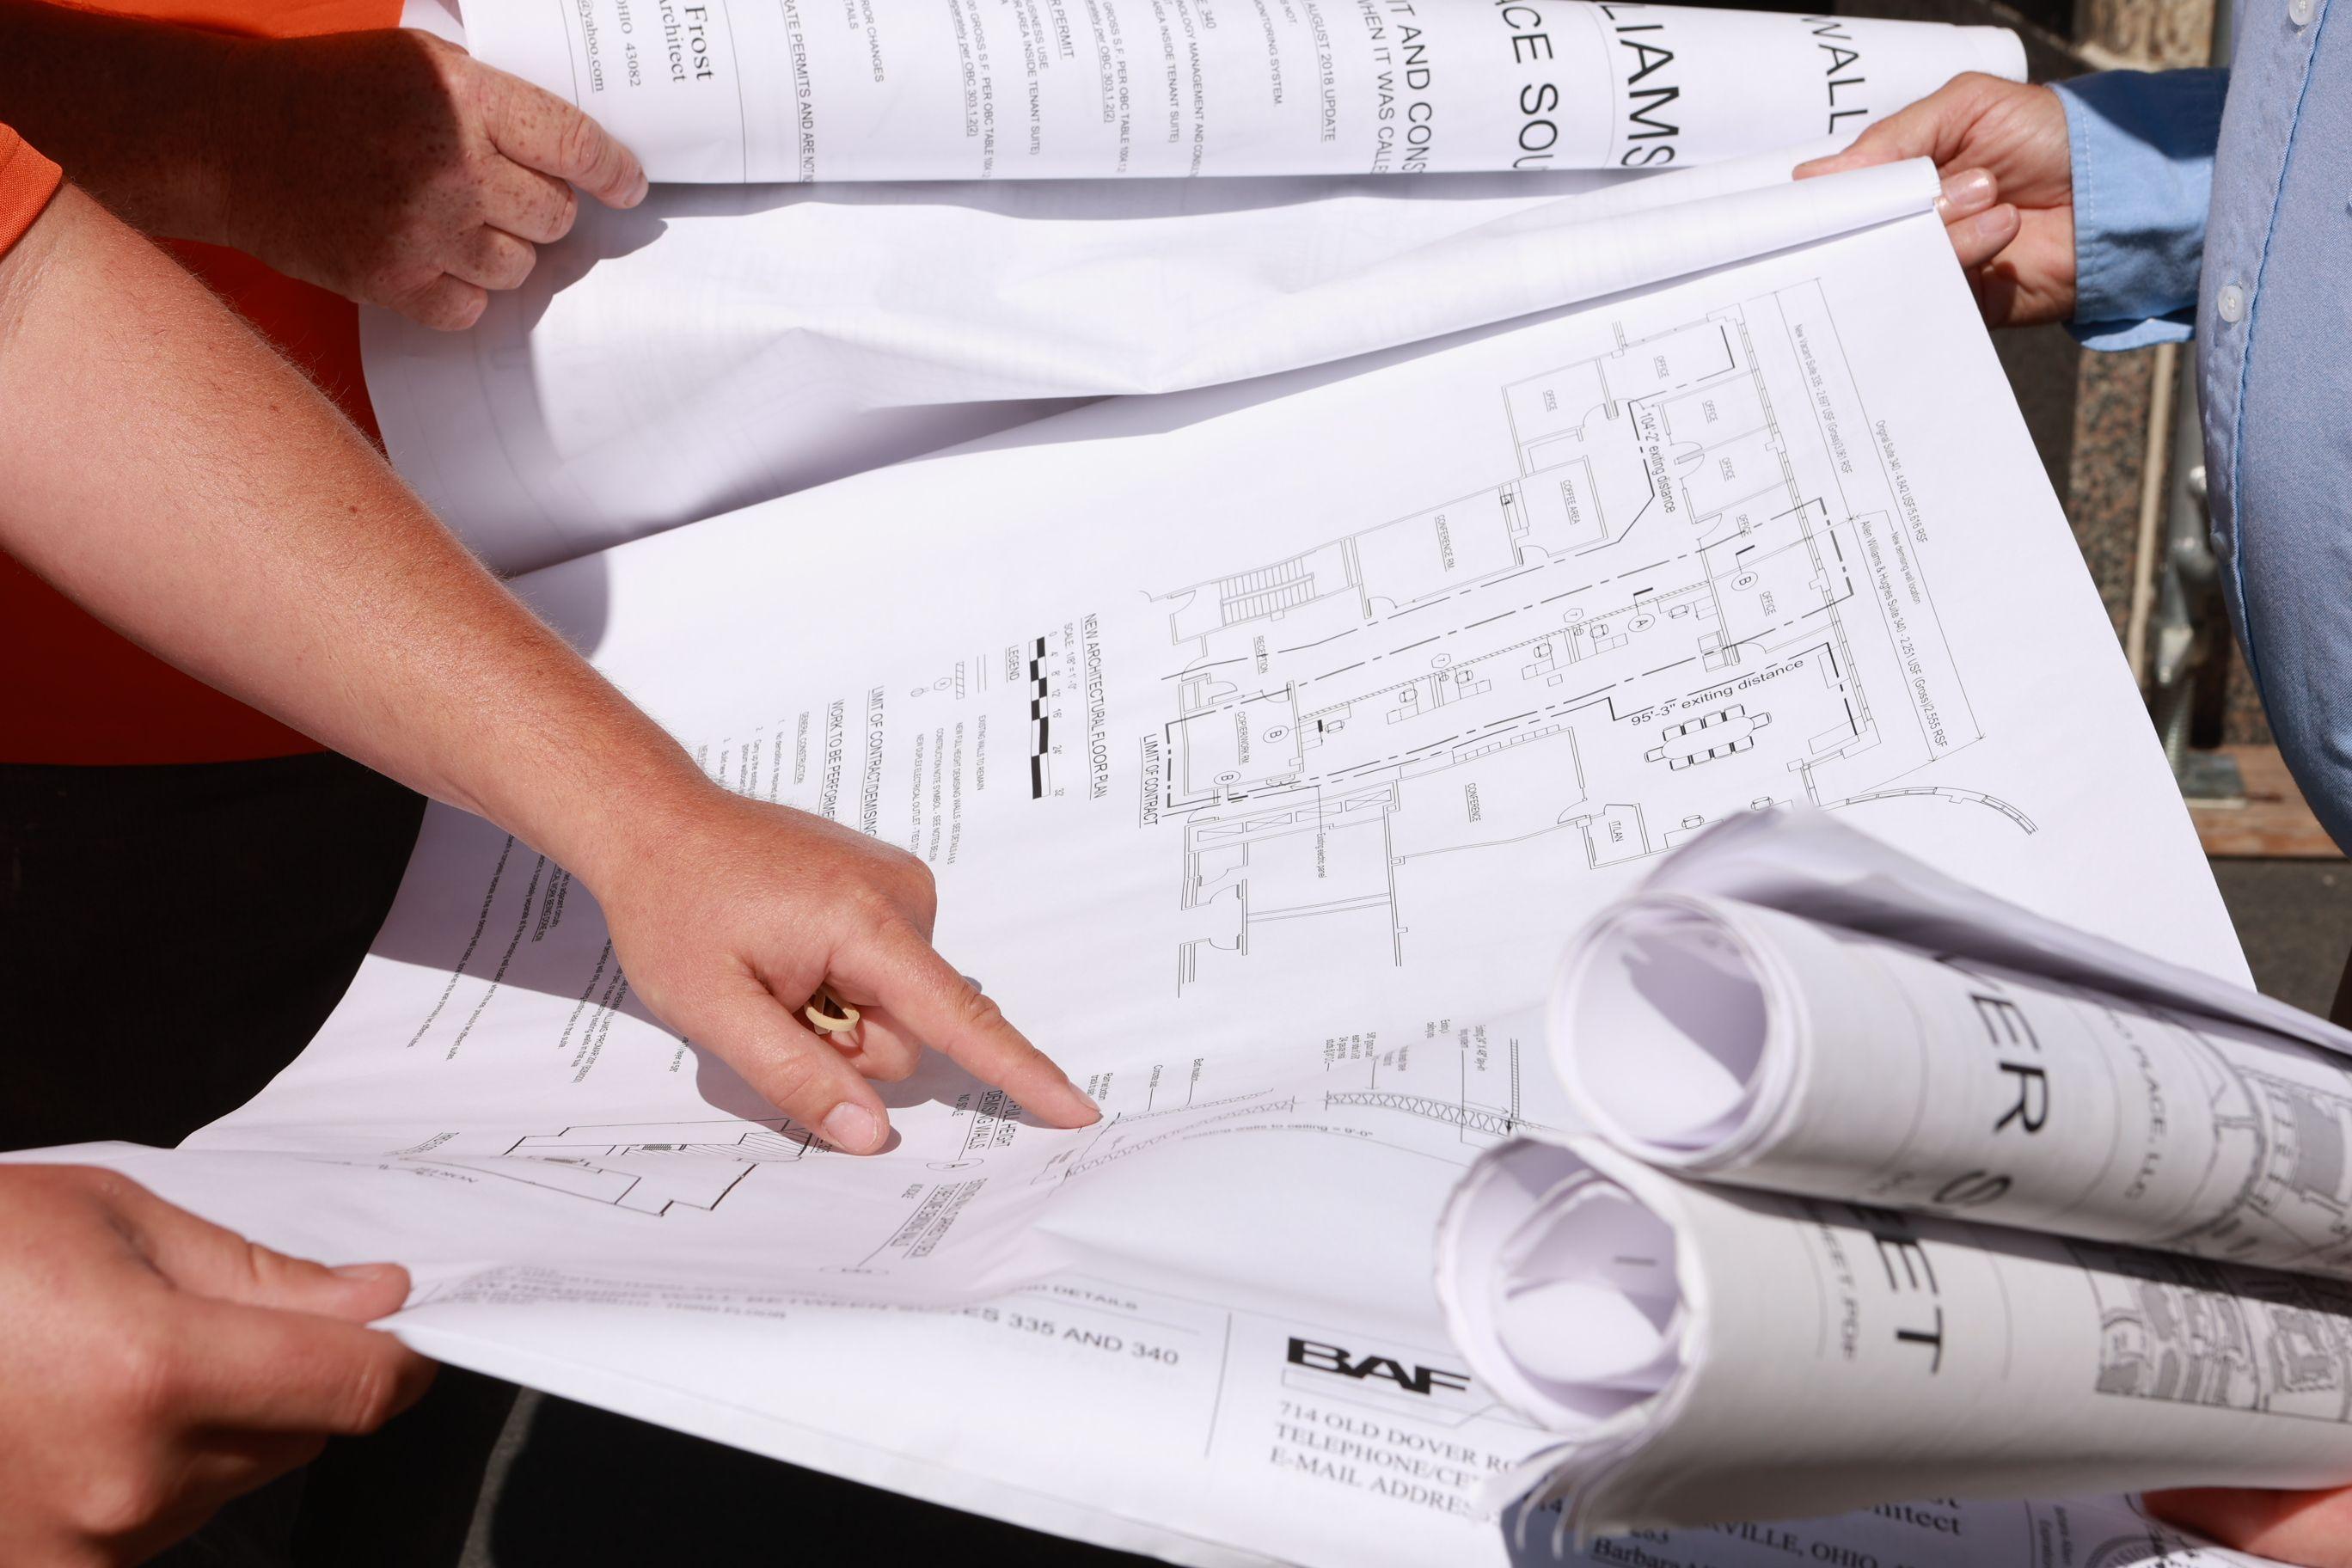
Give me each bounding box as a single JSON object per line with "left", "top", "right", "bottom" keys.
{"left": 450, "top": 857, "right": 2350, "bottom": 1565}
{"left": 2212, "top": 857, "right": 2352, "bottom": 1015}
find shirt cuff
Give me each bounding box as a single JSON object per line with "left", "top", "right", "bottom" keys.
{"left": 2055, "top": 68, "right": 2226, "bottom": 352}
{"left": 2069, "top": 308, "right": 2197, "bottom": 352}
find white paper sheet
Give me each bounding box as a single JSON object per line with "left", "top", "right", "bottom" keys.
{"left": 462, "top": 0, "right": 2020, "bottom": 184}
{"left": 1632, "top": 805, "right": 2271, "bottom": 1027}
{"left": 1432, "top": 818, "right": 2349, "bottom": 1543}
{"left": 26, "top": 208, "right": 2252, "bottom": 1564}
{"left": 1441, "top": 1136, "right": 2352, "bottom": 1542}
{"left": 364, "top": 145, "right": 1937, "bottom": 573}
{"left": 1535, "top": 815, "right": 2352, "bottom": 1279}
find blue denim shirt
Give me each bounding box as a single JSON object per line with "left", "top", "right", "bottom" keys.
{"left": 2056, "top": 6, "right": 2352, "bottom": 850}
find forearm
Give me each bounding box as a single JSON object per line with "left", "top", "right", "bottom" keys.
{"left": 0, "top": 1, "right": 244, "bottom": 242}
{"left": 0, "top": 186, "right": 708, "bottom": 885}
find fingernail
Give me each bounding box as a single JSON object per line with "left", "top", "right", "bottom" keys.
{"left": 1937, "top": 167, "right": 1996, "bottom": 218}
{"left": 332, "top": 1262, "right": 403, "bottom": 1283}
{"left": 823, "top": 1103, "right": 884, "bottom": 1153}
{"left": 1966, "top": 205, "right": 2017, "bottom": 244}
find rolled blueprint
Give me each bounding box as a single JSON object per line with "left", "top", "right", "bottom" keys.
{"left": 1436, "top": 1136, "right": 2352, "bottom": 1538}
{"left": 1550, "top": 889, "right": 2352, "bottom": 1277}
{"left": 466, "top": 0, "right": 2026, "bottom": 183}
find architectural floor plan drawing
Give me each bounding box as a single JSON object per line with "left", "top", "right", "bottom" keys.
{"left": 401, "top": 1118, "right": 816, "bottom": 1216}
{"left": 2077, "top": 1241, "right": 2352, "bottom": 1423}
{"left": 1004, "top": 1011, "right": 1577, "bottom": 1207}
{"left": 1156, "top": 285, "right": 2011, "bottom": 992}
{"left": 2155, "top": 1023, "right": 2352, "bottom": 1271}
{"left": 1321, "top": 1020, "right": 1563, "bottom": 1151}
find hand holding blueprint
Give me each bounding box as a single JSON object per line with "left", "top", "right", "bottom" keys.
{"left": 464, "top": 0, "right": 2023, "bottom": 184}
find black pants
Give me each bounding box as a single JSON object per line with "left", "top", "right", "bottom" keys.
{"left": 0, "top": 752, "right": 424, "bottom": 1149}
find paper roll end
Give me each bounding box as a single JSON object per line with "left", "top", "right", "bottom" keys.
{"left": 1554, "top": 898, "right": 1774, "bottom": 1158}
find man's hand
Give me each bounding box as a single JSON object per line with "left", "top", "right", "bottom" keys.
{"left": 217, "top": 30, "right": 646, "bottom": 329}
{"left": 0, "top": 1165, "right": 433, "bottom": 1566}
{"left": 591, "top": 786, "right": 1101, "bottom": 1155}
{"left": 2147, "top": 1487, "right": 2352, "bottom": 1565}
{"left": 1795, "top": 73, "right": 2076, "bottom": 329}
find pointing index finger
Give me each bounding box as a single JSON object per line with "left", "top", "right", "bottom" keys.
{"left": 841, "top": 929, "right": 1099, "bottom": 1129}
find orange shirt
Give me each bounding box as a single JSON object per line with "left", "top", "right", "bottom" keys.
{"left": 0, "top": 126, "right": 61, "bottom": 254}
{"left": 0, "top": 0, "right": 399, "bottom": 764}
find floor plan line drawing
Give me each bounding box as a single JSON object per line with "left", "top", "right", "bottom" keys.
{"left": 2141, "top": 1014, "right": 2352, "bottom": 1272}
{"left": 1322, "top": 1025, "right": 1565, "bottom": 1150}
{"left": 1015, "top": 1022, "right": 1560, "bottom": 1193}
{"left": 401, "top": 1117, "right": 816, "bottom": 1216}
{"left": 1320, "top": 1092, "right": 1521, "bottom": 1141}
{"left": 2077, "top": 1240, "right": 2352, "bottom": 1424}
{"left": 1150, "top": 283, "right": 2025, "bottom": 995}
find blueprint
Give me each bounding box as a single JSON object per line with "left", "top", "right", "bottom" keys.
{"left": 22, "top": 206, "right": 2245, "bottom": 1565}
{"left": 396, "top": 1118, "right": 818, "bottom": 1215}
{"left": 2078, "top": 1241, "right": 2352, "bottom": 1422}
{"left": 380, "top": 0, "right": 2001, "bottom": 576}
{"left": 1421, "top": 815, "right": 2352, "bottom": 1534}
{"left": 2158, "top": 1043, "right": 2352, "bottom": 1266}
{"left": 462, "top": 0, "right": 2023, "bottom": 184}
{"left": 359, "top": 141, "right": 1944, "bottom": 574}
{"left": 1156, "top": 288, "right": 2018, "bottom": 999}
{"left": 1534, "top": 825, "right": 2352, "bottom": 1278}
{"left": 1439, "top": 1136, "right": 2352, "bottom": 1540}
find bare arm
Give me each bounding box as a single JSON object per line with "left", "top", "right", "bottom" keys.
{"left": 0, "top": 183, "right": 655, "bottom": 830}
{"left": 0, "top": 184, "right": 1099, "bottom": 1150}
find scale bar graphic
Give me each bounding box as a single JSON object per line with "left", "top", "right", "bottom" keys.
{"left": 1029, "top": 635, "right": 1052, "bottom": 799}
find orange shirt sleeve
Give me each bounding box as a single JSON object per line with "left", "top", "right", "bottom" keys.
{"left": 0, "top": 123, "right": 64, "bottom": 262}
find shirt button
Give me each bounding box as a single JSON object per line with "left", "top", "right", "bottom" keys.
{"left": 2292, "top": 0, "right": 2317, "bottom": 25}
{"left": 2217, "top": 282, "right": 2247, "bottom": 322}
